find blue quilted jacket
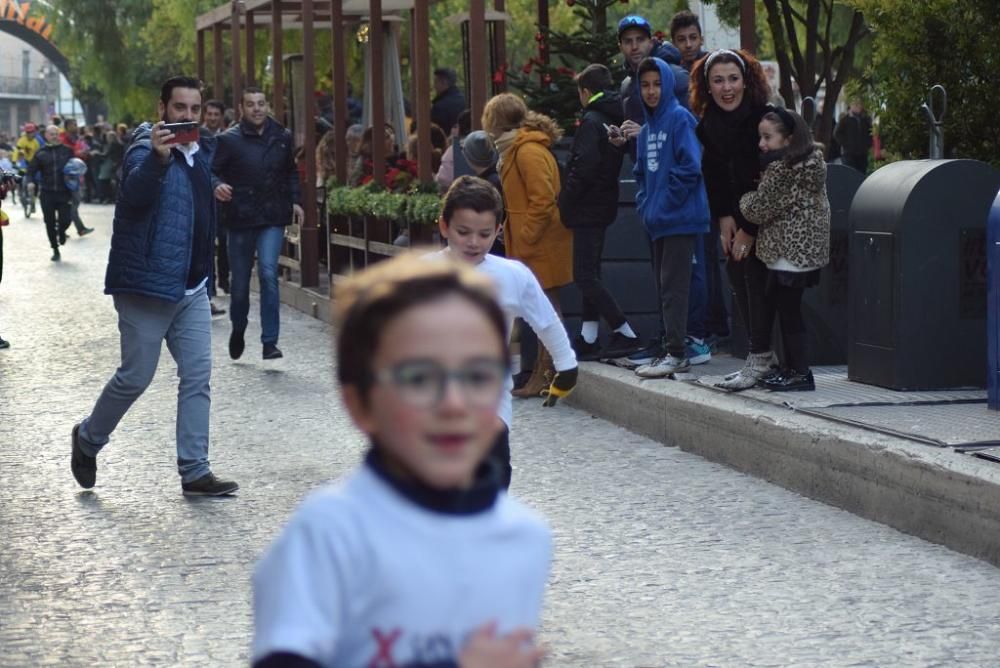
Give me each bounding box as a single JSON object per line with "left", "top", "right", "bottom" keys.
{"left": 104, "top": 124, "right": 216, "bottom": 302}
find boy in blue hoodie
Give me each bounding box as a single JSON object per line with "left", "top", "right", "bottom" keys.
{"left": 632, "top": 57, "right": 710, "bottom": 378}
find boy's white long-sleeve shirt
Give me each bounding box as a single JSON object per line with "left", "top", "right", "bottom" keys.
{"left": 428, "top": 249, "right": 577, "bottom": 427}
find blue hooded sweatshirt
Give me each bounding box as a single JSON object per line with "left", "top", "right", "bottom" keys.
{"left": 633, "top": 57, "right": 710, "bottom": 240}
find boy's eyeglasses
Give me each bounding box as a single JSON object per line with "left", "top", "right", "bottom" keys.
{"left": 375, "top": 359, "right": 508, "bottom": 408}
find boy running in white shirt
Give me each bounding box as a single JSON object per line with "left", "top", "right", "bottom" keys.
{"left": 429, "top": 175, "right": 579, "bottom": 488}
{"left": 253, "top": 254, "right": 551, "bottom": 668}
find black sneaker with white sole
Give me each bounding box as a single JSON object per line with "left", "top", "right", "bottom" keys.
{"left": 182, "top": 473, "right": 239, "bottom": 496}
{"left": 607, "top": 337, "right": 665, "bottom": 369}
{"left": 599, "top": 332, "right": 645, "bottom": 360}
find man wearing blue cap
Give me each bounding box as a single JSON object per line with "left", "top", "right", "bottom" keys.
{"left": 616, "top": 14, "right": 690, "bottom": 159}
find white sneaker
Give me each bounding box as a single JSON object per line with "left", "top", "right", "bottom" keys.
{"left": 635, "top": 355, "right": 690, "bottom": 378}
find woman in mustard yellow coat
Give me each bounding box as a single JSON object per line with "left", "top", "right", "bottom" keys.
{"left": 483, "top": 93, "right": 573, "bottom": 397}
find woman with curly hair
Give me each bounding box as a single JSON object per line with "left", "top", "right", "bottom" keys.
{"left": 690, "top": 49, "right": 776, "bottom": 390}
{"left": 482, "top": 93, "right": 573, "bottom": 398}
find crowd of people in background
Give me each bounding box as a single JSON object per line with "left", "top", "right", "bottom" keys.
{"left": 0, "top": 6, "right": 864, "bottom": 400}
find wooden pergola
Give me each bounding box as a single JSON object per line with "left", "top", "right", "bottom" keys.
{"left": 194, "top": 0, "right": 504, "bottom": 288}
{"left": 193, "top": 0, "right": 756, "bottom": 289}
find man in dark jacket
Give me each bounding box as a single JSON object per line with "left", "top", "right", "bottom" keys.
{"left": 27, "top": 125, "right": 74, "bottom": 261}
{"left": 835, "top": 100, "right": 873, "bottom": 173}
{"left": 431, "top": 68, "right": 466, "bottom": 136}
{"left": 70, "top": 76, "right": 238, "bottom": 497}
{"left": 213, "top": 86, "right": 303, "bottom": 361}
{"left": 617, "top": 14, "right": 689, "bottom": 160}
{"left": 559, "top": 64, "right": 642, "bottom": 361}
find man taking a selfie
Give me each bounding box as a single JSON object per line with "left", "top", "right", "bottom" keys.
{"left": 70, "top": 75, "right": 239, "bottom": 497}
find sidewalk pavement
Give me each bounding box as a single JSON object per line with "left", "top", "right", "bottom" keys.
{"left": 566, "top": 357, "right": 1000, "bottom": 567}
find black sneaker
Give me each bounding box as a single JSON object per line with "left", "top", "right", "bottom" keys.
{"left": 572, "top": 335, "right": 602, "bottom": 362}
{"left": 229, "top": 328, "right": 245, "bottom": 360}
{"left": 765, "top": 370, "right": 816, "bottom": 392}
{"left": 600, "top": 332, "right": 645, "bottom": 359}
{"left": 71, "top": 423, "right": 97, "bottom": 489}
{"left": 210, "top": 302, "right": 226, "bottom": 316}
{"left": 263, "top": 344, "right": 283, "bottom": 360}
{"left": 609, "top": 337, "right": 664, "bottom": 369}
{"left": 78, "top": 226, "right": 95, "bottom": 237}
{"left": 182, "top": 472, "right": 239, "bottom": 497}
{"left": 51, "top": 249, "right": 61, "bottom": 262}
{"left": 59, "top": 232, "right": 67, "bottom": 246}
{"left": 0, "top": 337, "right": 9, "bottom": 349}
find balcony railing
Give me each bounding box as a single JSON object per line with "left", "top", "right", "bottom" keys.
{"left": 0, "top": 76, "right": 47, "bottom": 96}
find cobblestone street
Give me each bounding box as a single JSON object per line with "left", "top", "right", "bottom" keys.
{"left": 2, "top": 203, "right": 1000, "bottom": 666}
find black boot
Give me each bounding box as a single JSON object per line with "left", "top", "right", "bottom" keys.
{"left": 229, "top": 327, "right": 246, "bottom": 360}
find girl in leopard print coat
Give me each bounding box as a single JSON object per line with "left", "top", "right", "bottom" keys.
{"left": 739, "top": 107, "right": 830, "bottom": 391}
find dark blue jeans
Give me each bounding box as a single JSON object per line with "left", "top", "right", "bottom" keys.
{"left": 228, "top": 225, "right": 284, "bottom": 345}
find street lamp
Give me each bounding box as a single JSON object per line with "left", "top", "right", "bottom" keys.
{"left": 38, "top": 63, "right": 54, "bottom": 119}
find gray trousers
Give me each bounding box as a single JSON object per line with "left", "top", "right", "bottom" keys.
{"left": 652, "top": 235, "right": 696, "bottom": 358}
{"left": 79, "top": 287, "right": 213, "bottom": 482}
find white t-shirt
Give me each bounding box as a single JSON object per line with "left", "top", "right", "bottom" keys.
{"left": 252, "top": 462, "right": 552, "bottom": 667}
{"left": 427, "top": 250, "right": 577, "bottom": 427}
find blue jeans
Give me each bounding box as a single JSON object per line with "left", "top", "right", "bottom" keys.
{"left": 227, "top": 225, "right": 283, "bottom": 345}
{"left": 78, "top": 288, "right": 213, "bottom": 483}
{"left": 688, "top": 233, "right": 708, "bottom": 340}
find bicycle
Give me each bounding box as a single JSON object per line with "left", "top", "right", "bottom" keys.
{"left": 18, "top": 171, "right": 35, "bottom": 219}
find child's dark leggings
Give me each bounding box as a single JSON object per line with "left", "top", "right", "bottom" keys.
{"left": 489, "top": 425, "right": 512, "bottom": 490}
{"left": 768, "top": 283, "right": 809, "bottom": 373}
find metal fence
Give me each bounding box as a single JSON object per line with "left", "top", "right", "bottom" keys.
{"left": 0, "top": 76, "right": 46, "bottom": 96}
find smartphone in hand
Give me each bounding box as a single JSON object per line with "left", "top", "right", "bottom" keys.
{"left": 603, "top": 123, "right": 622, "bottom": 139}
{"left": 163, "top": 122, "right": 199, "bottom": 145}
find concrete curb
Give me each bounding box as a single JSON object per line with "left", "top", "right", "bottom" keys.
{"left": 566, "top": 362, "right": 1000, "bottom": 567}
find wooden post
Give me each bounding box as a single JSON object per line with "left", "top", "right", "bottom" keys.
{"left": 213, "top": 24, "right": 224, "bottom": 100}
{"left": 412, "top": 0, "right": 432, "bottom": 183}
{"left": 196, "top": 30, "right": 206, "bottom": 86}
{"left": 537, "top": 0, "right": 549, "bottom": 74}
{"left": 272, "top": 1, "right": 284, "bottom": 122}
{"left": 469, "top": 0, "right": 487, "bottom": 131}
{"left": 301, "top": 0, "right": 319, "bottom": 287}
{"left": 331, "top": 0, "right": 348, "bottom": 184}
{"left": 245, "top": 9, "right": 256, "bottom": 86}
{"left": 494, "top": 0, "right": 507, "bottom": 93}
{"left": 231, "top": 0, "right": 243, "bottom": 111}
{"left": 740, "top": 0, "right": 756, "bottom": 54}
{"left": 369, "top": 0, "right": 385, "bottom": 182}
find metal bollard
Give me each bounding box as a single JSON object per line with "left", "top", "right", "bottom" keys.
{"left": 989, "top": 189, "right": 1000, "bottom": 410}
{"left": 920, "top": 85, "right": 947, "bottom": 159}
